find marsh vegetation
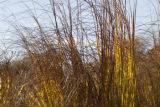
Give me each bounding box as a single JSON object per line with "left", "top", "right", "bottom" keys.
{"left": 0, "top": 0, "right": 160, "bottom": 106}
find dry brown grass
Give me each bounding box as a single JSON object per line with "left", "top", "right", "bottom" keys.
{"left": 0, "top": 0, "right": 160, "bottom": 107}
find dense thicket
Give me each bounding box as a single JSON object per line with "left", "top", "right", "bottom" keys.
{"left": 0, "top": 0, "right": 160, "bottom": 107}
